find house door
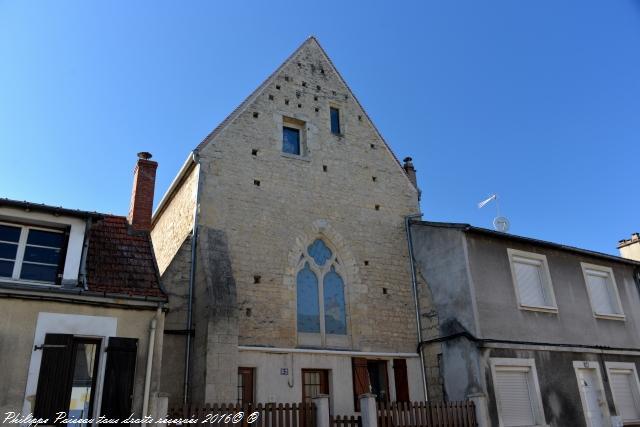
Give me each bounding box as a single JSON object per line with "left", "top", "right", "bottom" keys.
{"left": 577, "top": 367, "right": 608, "bottom": 427}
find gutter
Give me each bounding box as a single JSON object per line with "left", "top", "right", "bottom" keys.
{"left": 404, "top": 213, "right": 428, "bottom": 401}
{"left": 0, "top": 286, "right": 167, "bottom": 310}
{"left": 419, "top": 331, "right": 640, "bottom": 354}
{"left": 184, "top": 150, "right": 201, "bottom": 405}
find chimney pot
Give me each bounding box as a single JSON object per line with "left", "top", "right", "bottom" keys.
{"left": 402, "top": 156, "right": 418, "bottom": 191}
{"left": 128, "top": 152, "right": 158, "bottom": 231}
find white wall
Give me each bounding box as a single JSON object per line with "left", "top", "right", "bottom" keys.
{"left": 238, "top": 348, "right": 423, "bottom": 415}
{"left": 0, "top": 207, "right": 87, "bottom": 283}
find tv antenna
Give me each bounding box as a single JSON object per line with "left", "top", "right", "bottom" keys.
{"left": 477, "top": 194, "right": 510, "bottom": 232}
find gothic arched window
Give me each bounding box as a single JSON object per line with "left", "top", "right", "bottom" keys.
{"left": 296, "top": 239, "right": 348, "bottom": 346}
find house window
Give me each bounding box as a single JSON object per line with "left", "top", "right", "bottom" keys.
{"left": 352, "top": 358, "right": 396, "bottom": 410}
{"left": 581, "top": 263, "right": 625, "bottom": 320}
{"left": 606, "top": 362, "right": 640, "bottom": 422}
{"left": 330, "top": 107, "right": 341, "bottom": 135}
{"left": 237, "top": 367, "right": 255, "bottom": 405}
{"left": 490, "top": 358, "right": 546, "bottom": 427}
{"left": 296, "top": 239, "right": 348, "bottom": 347}
{"left": 0, "top": 223, "right": 67, "bottom": 284}
{"left": 302, "top": 369, "right": 329, "bottom": 403}
{"left": 282, "top": 116, "right": 306, "bottom": 156}
{"left": 33, "top": 334, "right": 138, "bottom": 424}
{"left": 507, "top": 249, "right": 557, "bottom": 312}
{"left": 283, "top": 127, "right": 300, "bottom": 155}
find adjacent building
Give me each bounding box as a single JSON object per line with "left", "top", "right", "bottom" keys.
{"left": 0, "top": 154, "right": 167, "bottom": 422}
{"left": 151, "top": 37, "right": 425, "bottom": 413}
{"left": 410, "top": 221, "right": 640, "bottom": 427}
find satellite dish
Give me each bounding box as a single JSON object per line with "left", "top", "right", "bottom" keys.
{"left": 493, "top": 216, "right": 510, "bottom": 233}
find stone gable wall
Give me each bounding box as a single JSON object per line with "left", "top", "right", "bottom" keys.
{"left": 196, "top": 40, "right": 420, "bottom": 353}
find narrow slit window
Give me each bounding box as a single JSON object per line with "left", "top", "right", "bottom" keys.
{"left": 330, "top": 107, "right": 341, "bottom": 135}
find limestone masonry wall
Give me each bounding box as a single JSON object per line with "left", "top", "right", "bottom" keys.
{"left": 151, "top": 164, "right": 198, "bottom": 275}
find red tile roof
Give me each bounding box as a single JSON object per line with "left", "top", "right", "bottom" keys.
{"left": 86, "top": 215, "right": 165, "bottom": 298}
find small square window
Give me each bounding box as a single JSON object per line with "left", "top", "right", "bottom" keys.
{"left": 330, "top": 107, "right": 341, "bottom": 135}
{"left": 581, "top": 263, "right": 625, "bottom": 319}
{"left": 507, "top": 249, "right": 557, "bottom": 312}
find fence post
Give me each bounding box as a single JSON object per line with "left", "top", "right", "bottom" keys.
{"left": 358, "top": 394, "right": 378, "bottom": 427}
{"left": 467, "top": 393, "right": 489, "bottom": 427}
{"left": 312, "top": 394, "right": 331, "bottom": 427}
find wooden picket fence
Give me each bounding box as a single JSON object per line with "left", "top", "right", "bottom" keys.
{"left": 168, "top": 402, "right": 316, "bottom": 427}
{"left": 377, "top": 401, "right": 477, "bottom": 427}
{"left": 330, "top": 414, "right": 362, "bottom": 427}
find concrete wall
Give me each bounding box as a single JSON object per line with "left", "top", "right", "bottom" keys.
{"left": 0, "top": 298, "right": 164, "bottom": 418}
{"left": 238, "top": 349, "right": 423, "bottom": 415}
{"left": 466, "top": 232, "right": 640, "bottom": 348}
{"left": 154, "top": 38, "right": 422, "bottom": 404}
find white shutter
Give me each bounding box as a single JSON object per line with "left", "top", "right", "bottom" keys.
{"left": 494, "top": 368, "right": 536, "bottom": 426}
{"left": 610, "top": 369, "right": 640, "bottom": 421}
{"left": 513, "top": 257, "right": 547, "bottom": 307}
{"left": 585, "top": 270, "right": 617, "bottom": 315}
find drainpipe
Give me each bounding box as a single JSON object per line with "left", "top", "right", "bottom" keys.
{"left": 142, "top": 306, "right": 161, "bottom": 425}
{"left": 184, "top": 150, "right": 201, "bottom": 405}
{"left": 405, "top": 213, "right": 428, "bottom": 401}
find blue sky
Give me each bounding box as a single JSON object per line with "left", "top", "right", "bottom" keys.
{"left": 1, "top": 1, "right": 639, "bottom": 255}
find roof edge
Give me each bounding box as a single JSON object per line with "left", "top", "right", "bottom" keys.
{"left": 0, "top": 198, "right": 105, "bottom": 219}
{"left": 412, "top": 220, "right": 640, "bottom": 266}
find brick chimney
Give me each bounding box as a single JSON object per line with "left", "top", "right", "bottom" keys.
{"left": 403, "top": 157, "right": 418, "bottom": 188}
{"left": 618, "top": 233, "right": 640, "bottom": 262}
{"left": 127, "top": 152, "right": 158, "bottom": 231}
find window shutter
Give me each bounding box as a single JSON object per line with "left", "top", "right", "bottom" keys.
{"left": 513, "top": 257, "right": 547, "bottom": 306}
{"left": 33, "top": 334, "right": 75, "bottom": 422}
{"left": 393, "top": 359, "right": 410, "bottom": 402}
{"left": 100, "top": 337, "right": 138, "bottom": 420}
{"left": 610, "top": 369, "right": 640, "bottom": 421}
{"left": 494, "top": 368, "right": 536, "bottom": 426}
{"left": 586, "top": 270, "right": 617, "bottom": 314}
{"left": 352, "top": 358, "right": 370, "bottom": 410}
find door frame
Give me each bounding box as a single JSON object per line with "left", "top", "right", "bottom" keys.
{"left": 573, "top": 361, "right": 610, "bottom": 427}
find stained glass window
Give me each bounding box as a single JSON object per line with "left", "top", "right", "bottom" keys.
{"left": 296, "top": 239, "right": 347, "bottom": 339}
{"left": 297, "top": 262, "right": 320, "bottom": 333}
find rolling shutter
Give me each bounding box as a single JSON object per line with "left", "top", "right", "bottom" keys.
{"left": 609, "top": 369, "right": 640, "bottom": 421}
{"left": 100, "top": 337, "right": 138, "bottom": 420}
{"left": 513, "top": 257, "right": 547, "bottom": 307}
{"left": 494, "top": 367, "right": 536, "bottom": 426}
{"left": 393, "top": 359, "right": 410, "bottom": 402}
{"left": 585, "top": 270, "right": 617, "bottom": 314}
{"left": 33, "top": 334, "right": 74, "bottom": 422}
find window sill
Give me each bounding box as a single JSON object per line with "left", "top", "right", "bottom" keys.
{"left": 594, "top": 313, "right": 626, "bottom": 321}
{"left": 518, "top": 304, "right": 558, "bottom": 314}
{"left": 281, "top": 152, "right": 310, "bottom": 162}
{"left": 0, "top": 277, "right": 60, "bottom": 288}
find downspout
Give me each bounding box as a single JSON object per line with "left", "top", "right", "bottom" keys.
{"left": 405, "top": 213, "right": 428, "bottom": 401}
{"left": 142, "top": 306, "right": 161, "bottom": 426}
{"left": 184, "top": 150, "right": 201, "bottom": 405}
